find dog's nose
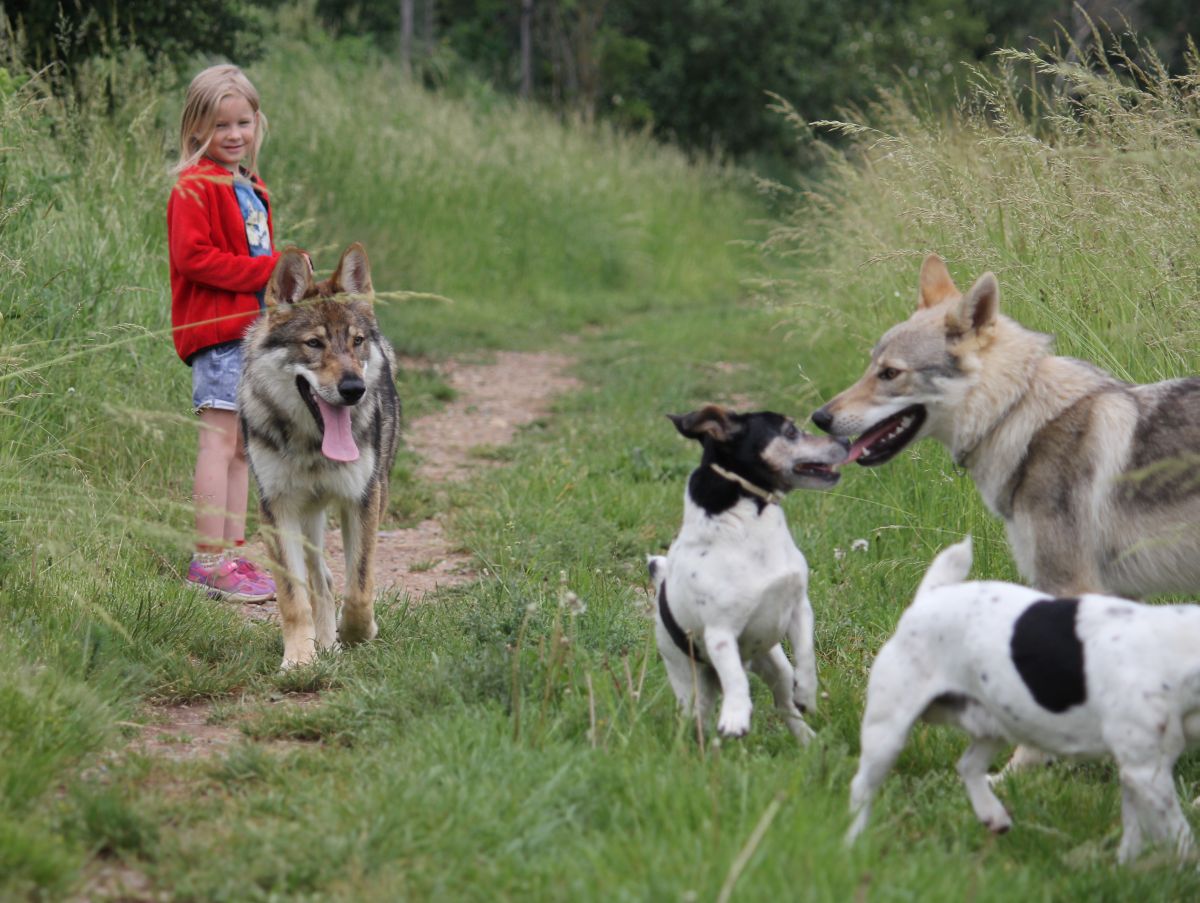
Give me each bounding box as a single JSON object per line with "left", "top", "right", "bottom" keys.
{"left": 834, "top": 436, "right": 850, "bottom": 451}
{"left": 811, "top": 408, "right": 833, "bottom": 432}
{"left": 338, "top": 377, "right": 366, "bottom": 404}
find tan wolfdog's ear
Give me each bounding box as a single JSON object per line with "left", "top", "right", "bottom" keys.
{"left": 266, "top": 247, "right": 314, "bottom": 306}
{"left": 949, "top": 272, "right": 999, "bottom": 337}
{"left": 918, "top": 254, "right": 960, "bottom": 309}
{"left": 668, "top": 405, "right": 737, "bottom": 443}
{"left": 331, "top": 242, "right": 373, "bottom": 298}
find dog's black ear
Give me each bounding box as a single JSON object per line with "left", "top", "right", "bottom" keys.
{"left": 668, "top": 405, "right": 736, "bottom": 443}
{"left": 949, "top": 271, "right": 999, "bottom": 336}
{"left": 265, "top": 248, "right": 314, "bottom": 307}
{"left": 332, "top": 242, "right": 373, "bottom": 298}
{"left": 918, "top": 254, "right": 960, "bottom": 309}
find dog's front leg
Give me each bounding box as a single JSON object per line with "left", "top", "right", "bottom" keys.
{"left": 788, "top": 594, "right": 817, "bottom": 715}
{"left": 269, "top": 513, "right": 316, "bottom": 669}
{"left": 302, "top": 510, "right": 336, "bottom": 651}
{"left": 752, "top": 645, "right": 814, "bottom": 743}
{"left": 337, "top": 493, "right": 379, "bottom": 646}
{"left": 703, "top": 627, "right": 751, "bottom": 738}
{"left": 957, "top": 738, "right": 1011, "bottom": 833}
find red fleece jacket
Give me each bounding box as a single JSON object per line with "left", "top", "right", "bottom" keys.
{"left": 167, "top": 158, "right": 279, "bottom": 364}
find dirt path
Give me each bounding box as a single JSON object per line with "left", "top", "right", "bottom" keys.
{"left": 82, "top": 351, "right": 583, "bottom": 900}
{"left": 83, "top": 349, "right": 581, "bottom": 898}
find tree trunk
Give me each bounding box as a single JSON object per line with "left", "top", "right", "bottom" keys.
{"left": 520, "top": 0, "right": 533, "bottom": 99}
{"left": 400, "top": 0, "right": 414, "bottom": 76}
{"left": 424, "top": 0, "right": 436, "bottom": 58}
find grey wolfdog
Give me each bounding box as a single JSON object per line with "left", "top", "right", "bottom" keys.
{"left": 239, "top": 243, "right": 400, "bottom": 669}
{"left": 814, "top": 254, "right": 1200, "bottom": 774}
{"left": 813, "top": 254, "right": 1200, "bottom": 600}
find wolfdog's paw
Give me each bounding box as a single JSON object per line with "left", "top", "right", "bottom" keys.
{"left": 279, "top": 635, "right": 319, "bottom": 671}
{"left": 337, "top": 616, "right": 378, "bottom": 646}
{"left": 280, "top": 651, "right": 317, "bottom": 672}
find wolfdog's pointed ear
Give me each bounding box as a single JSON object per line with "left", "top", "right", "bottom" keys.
{"left": 918, "top": 254, "right": 960, "bottom": 309}
{"left": 949, "top": 272, "right": 999, "bottom": 336}
{"left": 668, "top": 405, "right": 736, "bottom": 443}
{"left": 332, "top": 243, "right": 373, "bottom": 298}
{"left": 266, "top": 248, "right": 314, "bottom": 306}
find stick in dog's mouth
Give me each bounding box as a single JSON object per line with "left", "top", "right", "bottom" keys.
{"left": 847, "top": 404, "right": 926, "bottom": 466}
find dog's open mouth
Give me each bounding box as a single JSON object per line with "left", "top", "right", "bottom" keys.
{"left": 847, "top": 404, "right": 926, "bottom": 466}
{"left": 296, "top": 376, "right": 360, "bottom": 462}
{"left": 793, "top": 462, "right": 842, "bottom": 486}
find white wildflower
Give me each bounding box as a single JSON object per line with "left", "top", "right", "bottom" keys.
{"left": 562, "top": 590, "right": 587, "bottom": 616}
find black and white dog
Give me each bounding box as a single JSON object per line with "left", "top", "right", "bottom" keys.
{"left": 847, "top": 537, "right": 1200, "bottom": 864}
{"left": 648, "top": 405, "right": 848, "bottom": 741}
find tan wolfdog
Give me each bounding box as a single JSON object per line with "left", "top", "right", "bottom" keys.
{"left": 238, "top": 244, "right": 400, "bottom": 669}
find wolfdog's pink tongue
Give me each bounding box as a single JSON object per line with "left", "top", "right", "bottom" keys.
{"left": 845, "top": 440, "right": 868, "bottom": 463}
{"left": 315, "top": 396, "right": 359, "bottom": 462}
{"left": 846, "top": 417, "right": 898, "bottom": 463}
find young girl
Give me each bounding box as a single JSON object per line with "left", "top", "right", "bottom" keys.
{"left": 168, "top": 64, "right": 278, "bottom": 602}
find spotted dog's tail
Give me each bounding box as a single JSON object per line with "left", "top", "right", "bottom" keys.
{"left": 647, "top": 555, "right": 668, "bottom": 593}
{"left": 915, "top": 537, "right": 973, "bottom": 598}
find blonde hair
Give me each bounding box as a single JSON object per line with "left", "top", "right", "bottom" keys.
{"left": 175, "top": 64, "right": 268, "bottom": 174}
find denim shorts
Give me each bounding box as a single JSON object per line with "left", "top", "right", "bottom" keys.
{"left": 191, "top": 341, "right": 243, "bottom": 413}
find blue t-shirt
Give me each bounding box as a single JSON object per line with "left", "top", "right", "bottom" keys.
{"left": 234, "top": 175, "right": 272, "bottom": 307}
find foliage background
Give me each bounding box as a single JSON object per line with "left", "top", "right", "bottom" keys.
{"left": 7, "top": 0, "right": 1200, "bottom": 165}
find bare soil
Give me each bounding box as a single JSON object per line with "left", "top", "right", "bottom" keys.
{"left": 79, "top": 352, "right": 581, "bottom": 900}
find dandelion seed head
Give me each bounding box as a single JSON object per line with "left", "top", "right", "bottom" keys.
{"left": 563, "top": 591, "right": 587, "bottom": 616}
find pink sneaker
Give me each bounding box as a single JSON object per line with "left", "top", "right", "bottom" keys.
{"left": 187, "top": 557, "right": 274, "bottom": 604}
{"left": 230, "top": 557, "right": 277, "bottom": 600}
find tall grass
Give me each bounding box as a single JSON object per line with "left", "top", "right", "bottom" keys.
{"left": 259, "top": 22, "right": 760, "bottom": 355}
{"left": 771, "top": 33, "right": 1200, "bottom": 385}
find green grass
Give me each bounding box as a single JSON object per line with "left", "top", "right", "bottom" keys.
{"left": 4, "top": 11, "right": 1200, "bottom": 900}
